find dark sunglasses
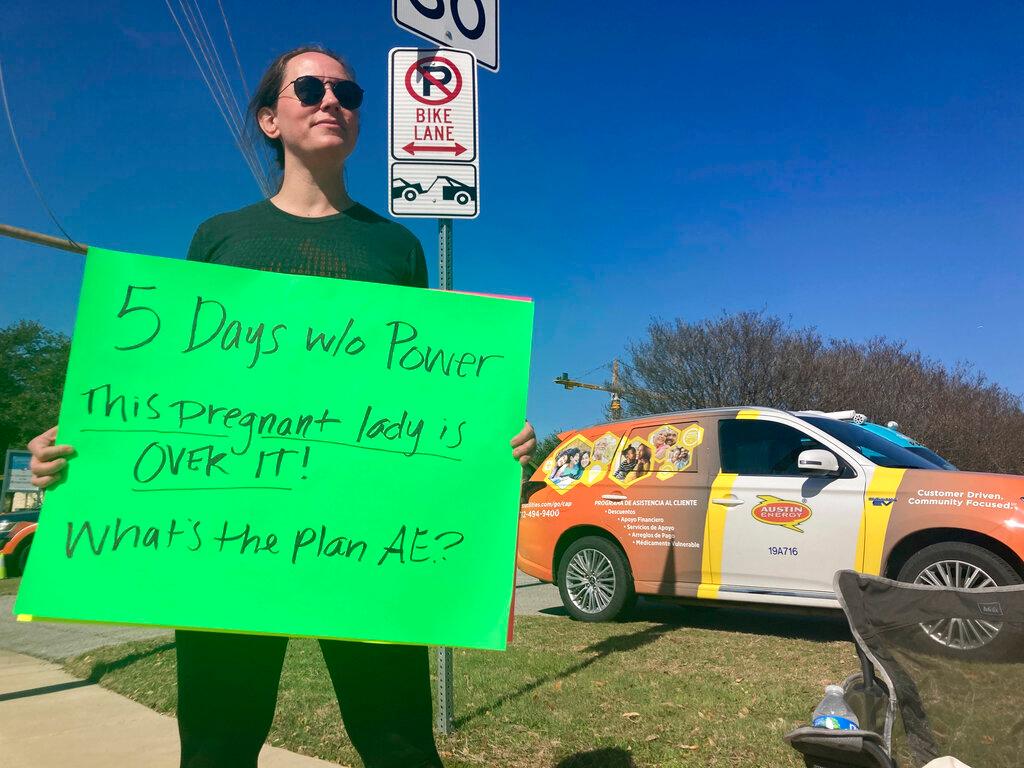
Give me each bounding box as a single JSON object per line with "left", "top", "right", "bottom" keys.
{"left": 279, "top": 76, "right": 364, "bottom": 109}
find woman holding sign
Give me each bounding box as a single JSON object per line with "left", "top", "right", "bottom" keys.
{"left": 28, "top": 45, "right": 535, "bottom": 768}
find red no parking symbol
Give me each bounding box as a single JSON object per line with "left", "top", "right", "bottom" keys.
{"left": 405, "top": 55, "right": 463, "bottom": 105}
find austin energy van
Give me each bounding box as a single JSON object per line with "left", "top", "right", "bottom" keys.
{"left": 518, "top": 408, "right": 1024, "bottom": 643}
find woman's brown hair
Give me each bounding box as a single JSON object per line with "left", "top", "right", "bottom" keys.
{"left": 248, "top": 45, "right": 354, "bottom": 169}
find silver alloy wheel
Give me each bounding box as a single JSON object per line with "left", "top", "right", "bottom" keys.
{"left": 565, "top": 547, "right": 617, "bottom": 615}
{"left": 915, "top": 559, "right": 1002, "bottom": 650}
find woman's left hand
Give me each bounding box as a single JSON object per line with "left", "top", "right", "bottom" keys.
{"left": 510, "top": 421, "right": 537, "bottom": 467}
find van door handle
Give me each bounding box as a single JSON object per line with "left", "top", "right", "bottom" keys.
{"left": 601, "top": 494, "right": 628, "bottom": 502}
{"left": 712, "top": 495, "right": 744, "bottom": 507}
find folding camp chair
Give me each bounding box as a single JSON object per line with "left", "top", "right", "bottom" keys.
{"left": 786, "top": 570, "right": 1024, "bottom": 768}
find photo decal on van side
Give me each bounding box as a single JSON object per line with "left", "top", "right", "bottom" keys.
{"left": 587, "top": 432, "right": 618, "bottom": 486}
{"left": 543, "top": 434, "right": 594, "bottom": 492}
{"left": 611, "top": 437, "right": 654, "bottom": 486}
{"left": 543, "top": 422, "right": 705, "bottom": 493}
{"left": 611, "top": 423, "right": 705, "bottom": 489}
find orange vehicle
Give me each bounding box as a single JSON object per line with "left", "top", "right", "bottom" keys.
{"left": 1, "top": 450, "right": 38, "bottom": 576}
{"left": 0, "top": 509, "right": 37, "bottom": 576}
{"left": 518, "top": 407, "right": 1024, "bottom": 643}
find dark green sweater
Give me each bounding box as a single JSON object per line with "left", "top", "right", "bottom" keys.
{"left": 185, "top": 200, "right": 428, "bottom": 288}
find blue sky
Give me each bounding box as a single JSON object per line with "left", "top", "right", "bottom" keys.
{"left": 3, "top": 2, "right": 1022, "bottom": 442}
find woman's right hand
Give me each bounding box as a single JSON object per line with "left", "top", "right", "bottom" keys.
{"left": 28, "top": 426, "right": 75, "bottom": 489}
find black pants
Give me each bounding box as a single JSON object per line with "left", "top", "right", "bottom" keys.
{"left": 175, "top": 629, "right": 444, "bottom": 768}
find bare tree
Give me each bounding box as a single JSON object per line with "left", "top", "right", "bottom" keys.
{"left": 616, "top": 312, "right": 1024, "bottom": 474}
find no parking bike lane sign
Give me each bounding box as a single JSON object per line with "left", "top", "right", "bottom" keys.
{"left": 389, "top": 48, "right": 479, "bottom": 219}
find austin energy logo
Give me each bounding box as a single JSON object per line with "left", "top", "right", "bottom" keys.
{"left": 751, "top": 495, "right": 812, "bottom": 533}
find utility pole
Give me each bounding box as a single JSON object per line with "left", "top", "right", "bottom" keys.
{"left": 0, "top": 223, "right": 86, "bottom": 254}
{"left": 555, "top": 359, "right": 624, "bottom": 419}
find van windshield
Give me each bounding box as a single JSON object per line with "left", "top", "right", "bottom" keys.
{"left": 907, "top": 445, "right": 958, "bottom": 471}
{"left": 800, "top": 417, "right": 939, "bottom": 470}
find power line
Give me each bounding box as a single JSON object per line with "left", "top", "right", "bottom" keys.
{"left": 176, "top": 0, "right": 261, "bottom": 185}
{"left": 578, "top": 361, "right": 612, "bottom": 379}
{"left": 180, "top": 0, "right": 270, "bottom": 193}
{"left": 217, "top": 0, "right": 251, "bottom": 106}
{"left": 217, "top": 0, "right": 276, "bottom": 195}
{"left": 0, "top": 59, "right": 83, "bottom": 252}
{"left": 164, "top": 0, "right": 273, "bottom": 196}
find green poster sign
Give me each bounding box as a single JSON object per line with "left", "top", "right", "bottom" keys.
{"left": 15, "top": 248, "right": 533, "bottom": 651}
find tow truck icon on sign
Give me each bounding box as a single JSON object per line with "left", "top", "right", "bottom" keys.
{"left": 389, "top": 162, "right": 479, "bottom": 219}
{"left": 392, "top": 175, "right": 477, "bottom": 206}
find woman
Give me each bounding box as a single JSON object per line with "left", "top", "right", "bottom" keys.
{"left": 633, "top": 444, "right": 652, "bottom": 479}
{"left": 552, "top": 447, "right": 583, "bottom": 488}
{"left": 579, "top": 450, "right": 591, "bottom": 472}
{"left": 27, "top": 45, "right": 536, "bottom": 768}
{"left": 560, "top": 448, "right": 583, "bottom": 482}
{"left": 548, "top": 449, "right": 569, "bottom": 481}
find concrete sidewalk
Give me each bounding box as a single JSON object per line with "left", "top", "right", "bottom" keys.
{"left": 0, "top": 592, "right": 173, "bottom": 661}
{"left": 0, "top": 649, "right": 343, "bottom": 767}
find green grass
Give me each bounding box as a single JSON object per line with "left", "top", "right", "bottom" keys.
{"left": 64, "top": 604, "right": 857, "bottom": 768}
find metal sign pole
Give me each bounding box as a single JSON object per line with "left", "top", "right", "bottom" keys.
{"left": 436, "top": 216, "right": 454, "bottom": 735}
{"left": 438, "top": 218, "right": 453, "bottom": 290}
{"left": 436, "top": 646, "right": 454, "bottom": 734}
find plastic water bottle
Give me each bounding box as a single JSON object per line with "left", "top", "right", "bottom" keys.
{"left": 811, "top": 685, "right": 859, "bottom": 730}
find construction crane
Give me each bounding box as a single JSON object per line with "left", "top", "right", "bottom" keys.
{"left": 554, "top": 360, "right": 624, "bottom": 419}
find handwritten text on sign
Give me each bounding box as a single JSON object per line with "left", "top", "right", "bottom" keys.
{"left": 15, "top": 248, "right": 533, "bottom": 651}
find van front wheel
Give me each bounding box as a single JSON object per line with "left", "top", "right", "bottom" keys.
{"left": 897, "top": 542, "right": 1021, "bottom": 653}
{"left": 558, "top": 536, "right": 635, "bottom": 622}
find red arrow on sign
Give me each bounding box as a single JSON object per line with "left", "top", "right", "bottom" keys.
{"left": 402, "top": 142, "right": 467, "bottom": 156}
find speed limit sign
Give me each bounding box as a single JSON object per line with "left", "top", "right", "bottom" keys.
{"left": 393, "top": 0, "right": 499, "bottom": 72}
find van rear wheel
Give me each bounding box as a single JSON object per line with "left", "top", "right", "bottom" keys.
{"left": 558, "top": 536, "right": 635, "bottom": 622}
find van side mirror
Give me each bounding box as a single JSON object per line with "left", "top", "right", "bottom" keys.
{"left": 798, "top": 449, "right": 840, "bottom": 476}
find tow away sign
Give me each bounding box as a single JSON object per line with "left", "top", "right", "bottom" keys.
{"left": 389, "top": 48, "right": 479, "bottom": 219}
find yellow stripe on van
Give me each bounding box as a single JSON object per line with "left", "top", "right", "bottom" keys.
{"left": 857, "top": 468, "right": 906, "bottom": 575}
{"left": 698, "top": 472, "right": 739, "bottom": 599}
{"left": 737, "top": 410, "right": 760, "bottom": 420}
